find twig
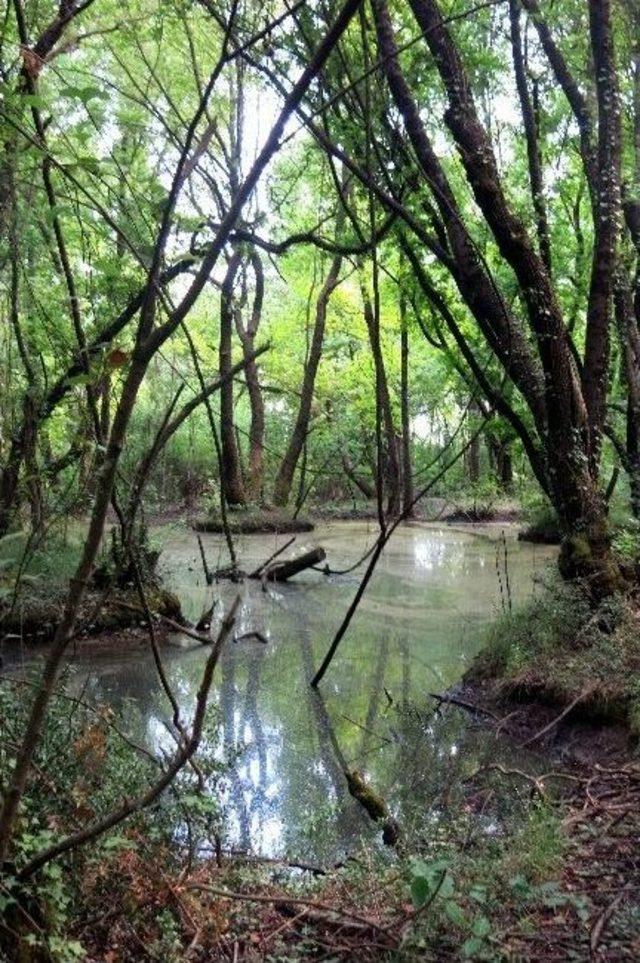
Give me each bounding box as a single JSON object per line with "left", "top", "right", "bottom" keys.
{"left": 590, "top": 887, "right": 630, "bottom": 953}
{"left": 234, "top": 630, "right": 269, "bottom": 644}
{"left": 196, "top": 533, "right": 213, "bottom": 585}
{"left": 519, "top": 687, "right": 594, "bottom": 747}
{"left": 428, "top": 692, "right": 499, "bottom": 720}
{"left": 468, "top": 763, "right": 546, "bottom": 797}
{"left": 113, "top": 600, "right": 213, "bottom": 644}
{"left": 185, "top": 884, "right": 390, "bottom": 934}
{"left": 339, "top": 712, "right": 393, "bottom": 744}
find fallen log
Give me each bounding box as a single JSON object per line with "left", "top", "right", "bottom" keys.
{"left": 249, "top": 535, "right": 296, "bottom": 578}
{"left": 257, "top": 547, "right": 326, "bottom": 582}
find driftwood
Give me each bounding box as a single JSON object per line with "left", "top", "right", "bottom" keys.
{"left": 256, "top": 547, "right": 326, "bottom": 582}
{"left": 248, "top": 535, "right": 296, "bottom": 578}
{"left": 196, "top": 601, "right": 216, "bottom": 632}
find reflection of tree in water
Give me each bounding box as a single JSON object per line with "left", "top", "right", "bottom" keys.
{"left": 218, "top": 591, "right": 374, "bottom": 860}
{"left": 298, "top": 625, "right": 371, "bottom": 852}
{"left": 358, "top": 632, "right": 390, "bottom": 759}
{"left": 219, "top": 648, "right": 251, "bottom": 850}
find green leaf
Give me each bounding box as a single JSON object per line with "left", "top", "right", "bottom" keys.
{"left": 67, "top": 155, "right": 101, "bottom": 175}
{"left": 60, "top": 85, "right": 108, "bottom": 106}
{"left": 472, "top": 916, "right": 491, "bottom": 938}
{"left": 461, "top": 936, "right": 485, "bottom": 958}
{"left": 101, "top": 834, "right": 135, "bottom": 851}
{"left": 66, "top": 373, "right": 93, "bottom": 387}
{"left": 439, "top": 871, "right": 455, "bottom": 900}
{"left": 444, "top": 901, "right": 467, "bottom": 927}
{"left": 410, "top": 875, "right": 430, "bottom": 909}
{"left": 22, "top": 93, "right": 46, "bottom": 109}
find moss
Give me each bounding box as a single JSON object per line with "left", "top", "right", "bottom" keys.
{"left": 194, "top": 505, "right": 314, "bottom": 534}
{"left": 557, "top": 522, "right": 627, "bottom": 599}
{"left": 344, "top": 769, "right": 389, "bottom": 821}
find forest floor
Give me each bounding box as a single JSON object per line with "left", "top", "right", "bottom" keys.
{"left": 77, "top": 693, "right": 640, "bottom": 962}
{"left": 454, "top": 687, "right": 640, "bottom": 960}
{"left": 186, "top": 494, "right": 527, "bottom": 533}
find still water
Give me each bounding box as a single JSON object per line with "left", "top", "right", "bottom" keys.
{"left": 20, "top": 521, "right": 558, "bottom": 861}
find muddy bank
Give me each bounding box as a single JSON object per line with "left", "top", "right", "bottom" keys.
{"left": 0, "top": 584, "right": 183, "bottom": 645}
{"left": 450, "top": 678, "right": 636, "bottom": 768}
{"left": 195, "top": 506, "right": 314, "bottom": 534}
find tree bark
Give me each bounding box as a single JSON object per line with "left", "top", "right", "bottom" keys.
{"left": 259, "top": 547, "right": 326, "bottom": 582}
{"left": 467, "top": 400, "right": 481, "bottom": 485}
{"left": 235, "top": 250, "right": 265, "bottom": 499}
{"left": 272, "top": 204, "right": 346, "bottom": 507}
{"left": 582, "top": 0, "right": 622, "bottom": 466}
{"left": 509, "top": 0, "right": 552, "bottom": 275}
{"left": 360, "top": 277, "right": 401, "bottom": 516}
{"left": 219, "top": 251, "right": 246, "bottom": 506}
{"left": 400, "top": 299, "right": 414, "bottom": 515}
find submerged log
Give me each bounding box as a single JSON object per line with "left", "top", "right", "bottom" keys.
{"left": 258, "top": 547, "right": 326, "bottom": 582}
{"left": 344, "top": 769, "right": 400, "bottom": 846}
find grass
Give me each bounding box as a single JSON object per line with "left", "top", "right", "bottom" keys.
{"left": 470, "top": 577, "right": 640, "bottom": 731}
{"left": 0, "top": 524, "right": 182, "bottom": 643}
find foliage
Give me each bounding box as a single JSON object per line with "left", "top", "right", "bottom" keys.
{"left": 0, "top": 673, "right": 226, "bottom": 960}
{"left": 474, "top": 580, "right": 640, "bottom": 731}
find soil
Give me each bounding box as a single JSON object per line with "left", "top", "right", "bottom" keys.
{"left": 518, "top": 522, "right": 562, "bottom": 545}
{"left": 447, "top": 679, "right": 640, "bottom": 961}
{"left": 444, "top": 506, "right": 523, "bottom": 524}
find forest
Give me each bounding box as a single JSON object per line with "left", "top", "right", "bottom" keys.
{"left": 0, "top": 0, "right": 639, "bottom": 958}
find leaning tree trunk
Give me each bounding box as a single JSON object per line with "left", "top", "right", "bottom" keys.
{"left": 272, "top": 241, "right": 344, "bottom": 508}
{"left": 219, "top": 251, "right": 246, "bottom": 506}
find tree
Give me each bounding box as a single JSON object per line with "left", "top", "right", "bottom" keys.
{"left": 368, "top": 0, "right": 625, "bottom": 595}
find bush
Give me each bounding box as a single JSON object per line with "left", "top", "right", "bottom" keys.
{"left": 0, "top": 672, "right": 226, "bottom": 961}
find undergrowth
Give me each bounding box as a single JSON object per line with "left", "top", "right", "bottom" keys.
{"left": 472, "top": 577, "right": 640, "bottom": 731}
{"left": 0, "top": 672, "right": 226, "bottom": 962}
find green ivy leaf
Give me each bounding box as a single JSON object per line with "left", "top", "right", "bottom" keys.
{"left": 472, "top": 915, "right": 491, "bottom": 938}
{"left": 410, "top": 874, "right": 430, "bottom": 909}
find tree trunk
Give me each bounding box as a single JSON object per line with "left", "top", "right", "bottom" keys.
{"left": 487, "top": 434, "right": 514, "bottom": 493}
{"left": 272, "top": 210, "right": 345, "bottom": 507}
{"left": 341, "top": 452, "right": 374, "bottom": 499}
{"left": 400, "top": 303, "right": 414, "bottom": 515}
{"left": 235, "top": 250, "right": 265, "bottom": 500}
{"left": 219, "top": 251, "right": 246, "bottom": 506}
{"left": 508, "top": 0, "right": 552, "bottom": 274}
{"left": 259, "top": 547, "right": 326, "bottom": 582}
{"left": 360, "top": 279, "right": 401, "bottom": 515}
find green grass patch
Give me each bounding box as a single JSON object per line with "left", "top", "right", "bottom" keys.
{"left": 470, "top": 579, "right": 640, "bottom": 731}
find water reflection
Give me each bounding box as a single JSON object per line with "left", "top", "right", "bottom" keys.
{"left": 18, "top": 522, "right": 557, "bottom": 861}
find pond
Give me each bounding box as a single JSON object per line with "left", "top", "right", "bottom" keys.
{"left": 9, "top": 520, "right": 558, "bottom": 862}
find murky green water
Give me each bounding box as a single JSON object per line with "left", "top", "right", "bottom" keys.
{"left": 10, "top": 521, "right": 557, "bottom": 861}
